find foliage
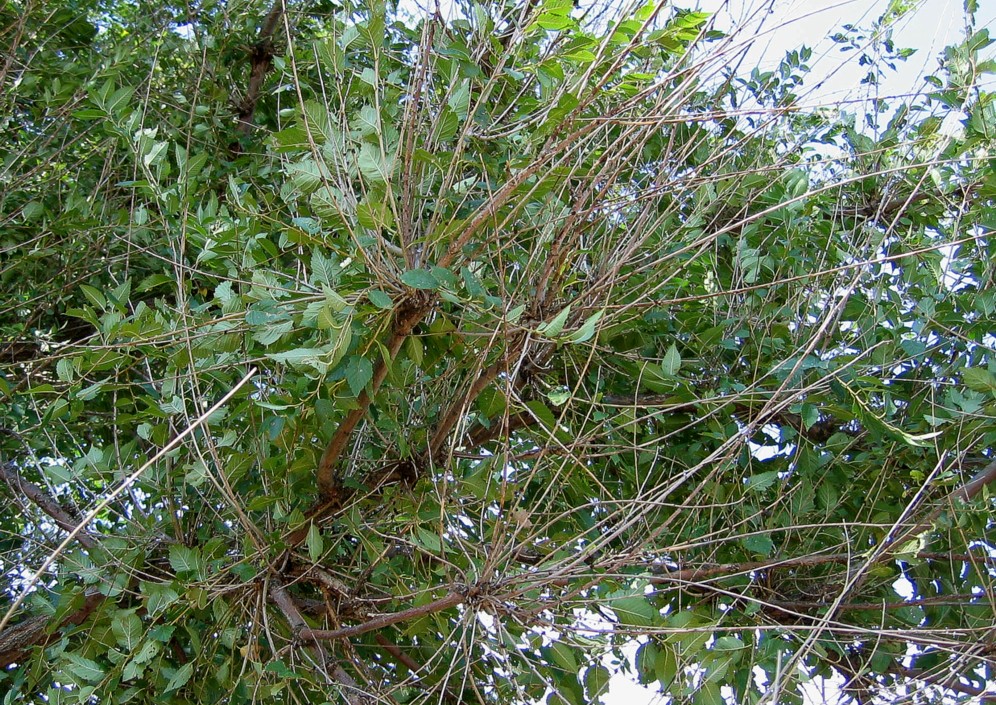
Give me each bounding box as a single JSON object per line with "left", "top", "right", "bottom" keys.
{"left": 1, "top": 0, "right": 995, "bottom": 703}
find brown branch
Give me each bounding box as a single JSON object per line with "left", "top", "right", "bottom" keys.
{"left": 876, "top": 458, "right": 996, "bottom": 564}
{"left": 952, "top": 458, "right": 996, "bottom": 503}
{"left": 650, "top": 548, "right": 992, "bottom": 585}
{"left": 300, "top": 591, "right": 463, "bottom": 642}
{"left": 824, "top": 648, "right": 994, "bottom": 702}
{"left": 0, "top": 460, "right": 97, "bottom": 550}
{"left": 464, "top": 411, "right": 534, "bottom": 449}
{"left": 650, "top": 552, "right": 854, "bottom": 584}
{"left": 374, "top": 633, "right": 424, "bottom": 674}
{"left": 428, "top": 360, "right": 506, "bottom": 458}
{"left": 373, "top": 633, "right": 466, "bottom": 705}
{"left": 888, "top": 663, "right": 990, "bottom": 699}
{"left": 0, "top": 591, "right": 104, "bottom": 668}
{"left": 769, "top": 592, "right": 992, "bottom": 613}
{"left": 235, "top": 0, "right": 285, "bottom": 138}
{"left": 315, "top": 292, "right": 434, "bottom": 497}
{"left": 269, "top": 579, "right": 368, "bottom": 705}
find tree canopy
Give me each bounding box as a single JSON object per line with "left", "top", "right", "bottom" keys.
{"left": 1, "top": 0, "right": 995, "bottom": 703}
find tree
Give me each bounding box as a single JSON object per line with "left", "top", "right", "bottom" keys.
{"left": 1, "top": 0, "right": 994, "bottom": 702}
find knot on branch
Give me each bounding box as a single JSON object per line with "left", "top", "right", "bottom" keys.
{"left": 394, "top": 290, "right": 435, "bottom": 335}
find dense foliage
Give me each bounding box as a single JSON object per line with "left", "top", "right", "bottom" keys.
{"left": 1, "top": 0, "right": 995, "bottom": 703}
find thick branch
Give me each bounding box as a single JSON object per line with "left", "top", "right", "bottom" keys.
{"left": 879, "top": 458, "right": 996, "bottom": 560}
{"left": 428, "top": 360, "right": 505, "bottom": 458}
{"left": 769, "top": 591, "right": 991, "bottom": 613}
{"left": 316, "top": 293, "right": 434, "bottom": 497}
{"left": 464, "top": 411, "right": 533, "bottom": 449}
{"left": 952, "top": 457, "right": 996, "bottom": 503}
{"left": 300, "top": 591, "right": 462, "bottom": 641}
{"left": 0, "top": 460, "right": 97, "bottom": 549}
{"left": 0, "top": 591, "right": 104, "bottom": 668}
{"left": 650, "top": 548, "right": 991, "bottom": 585}
{"left": 269, "top": 579, "right": 368, "bottom": 705}
{"left": 887, "top": 663, "right": 990, "bottom": 699}
{"left": 235, "top": 0, "right": 285, "bottom": 137}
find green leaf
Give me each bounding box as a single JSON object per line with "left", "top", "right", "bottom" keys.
{"left": 368, "top": 289, "right": 394, "bottom": 309}
{"left": 357, "top": 142, "right": 393, "bottom": 183}
{"left": 306, "top": 524, "right": 324, "bottom": 562}
{"left": 565, "top": 310, "right": 604, "bottom": 344}
{"left": 164, "top": 662, "right": 193, "bottom": 693}
{"left": 168, "top": 545, "right": 202, "bottom": 577}
{"left": 268, "top": 348, "right": 328, "bottom": 371}
{"left": 713, "top": 636, "right": 746, "bottom": 651}
{"left": 345, "top": 356, "right": 373, "bottom": 396}
{"left": 448, "top": 81, "right": 471, "bottom": 120}
{"left": 80, "top": 284, "right": 106, "bottom": 310}
{"left": 311, "top": 249, "right": 340, "bottom": 286}
{"left": 611, "top": 595, "right": 657, "bottom": 627}
{"left": 963, "top": 367, "right": 996, "bottom": 395}
{"left": 63, "top": 652, "right": 104, "bottom": 683}
{"left": 112, "top": 612, "right": 143, "bottom": 651}
{"left": 800, "top": 403, "right": 820, "bottom": 429}
{"left": 400, "top": 269, "right": 440, "bottom": 290}
{"left": 747, "top": 471, "right": 779, "bottom": 493}
{"left": 415, "top": 527, "right": 442, "bottom": 553}
{"left": 584, "top": 664, "right": 611, "bottom": 701}
{"left": 56, "top": 358, "right": 75, "bottom": 382}
{"left": 694, "top": 681, "right": 724, "bottom": 705}
{"left": 661, "top": 344, "right": 681, "bottom": 376}
{"left": 546, "top": 642, "right": 577, "bottom": 672}
{"left": 538, "top": 305, "right": 571, "bottom": 337}
{"left": 741, "top": 534, "right": 774, "bottom": 556}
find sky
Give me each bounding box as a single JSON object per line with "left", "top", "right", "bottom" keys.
{"left": 697, "top": 0, "right": 994, "bottom": 108}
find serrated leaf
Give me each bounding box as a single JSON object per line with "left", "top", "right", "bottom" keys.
{"left": 800, "top": 403, "right": 820, "bottom": 429}
{"left": 963, "top": 367, "right": 996, "bottom": 394}
{"left": 747, "top": 471, "right": 779, "bottom": 493}
{"left": 311, "top": 249, "right": 340, "bottom": 287}
{"left": 354, "top": 104, "right": 380, "bottom": 136}
{"left": 400, "top": 269, "right": 439, "bottom": 290}
{"left": 64, "top": 652, "right": 104, "bottom": 683}
{"left": 547, "top": 388, "right": 570, "bottom": 406}
{"left": 611, "top": 596, "right": 657, "bottom": 627}
{"left": 112, "top": 612, "right": 143, "bottom": 651}
{"left": 164, "top": 661, "right": 193, "bottom": 693}
{"left": 584, "top": 664, "right": 611, "bottom": 700}
{"left": 168, "top": 545, "right": 201, "bottom": 577}
{"left": 357, "top": 142, "right": 393, "bottom": 183}
{"left": 252, "top": 320, "right": 293, "bottom": 346}
{"left": 345, "top": 356, "right": 373, "bottom": 396}
{"left": 741, "top": 534, "right": 774, "bottom": 556}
